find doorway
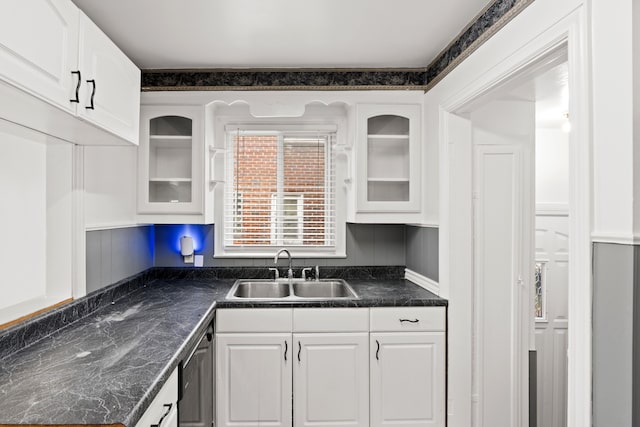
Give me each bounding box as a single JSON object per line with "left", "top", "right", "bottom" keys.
{"left": 442, "top": 39, "right": 589, "bottom": 427}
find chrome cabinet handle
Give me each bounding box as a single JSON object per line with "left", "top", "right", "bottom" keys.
{"left": 70, "top": 70, "right": 81, "bottom": 103}
{"left": 399, "top": 318, "right": 419, "bottom": 323}
{"left": 375, "top": 340, "right": 380, "bottom": 360}
{"left": 151, "top": 403, "right": 172, "bottom": 427}
{"left": 284, "top": 341, "right": 288, "bottom": 361}
{"left": 85, "top": 79, "right": 96, "bottom": 109}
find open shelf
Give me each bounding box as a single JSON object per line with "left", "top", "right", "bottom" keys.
{"left": 366, "top": 114, "right": 411, "bottom": 203}
{"left": 147, "top": 115, "right": 193, "bottom": 204}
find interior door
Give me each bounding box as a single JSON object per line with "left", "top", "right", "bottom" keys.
{"left": 471, "top": 100, "right": 535, "bottom": 427}
{"left": 534, "top": 214, "right": 569, "bottom": 427}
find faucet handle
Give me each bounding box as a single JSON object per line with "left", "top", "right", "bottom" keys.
{"left": 268, "top": 267, "right": 279, "bottom": 280}
{"left": 301, "top": 267, "right": 312, "bottom": 281}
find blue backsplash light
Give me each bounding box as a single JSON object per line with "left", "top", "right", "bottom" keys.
{"left": 154, "top": 224, "right": 205, "bottom": 255}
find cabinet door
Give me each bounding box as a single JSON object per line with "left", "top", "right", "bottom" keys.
{"left": 216, "top": 333, "right": 292, "bottom": 427}
{"left": 0, "top": 0, "right": 79, "bottom": 112}
{"left": 370, "top": 332, "right": 445, "bottom": 427}
{"left": 137, "top": 106, "right": 204, "bottom": 216}
{"left": 294, "top": 333, "right": 369, "bottom": 427}
{"left": 77, "top": 12, "right": 140, "bottom": 144}
{"left": 355, "top": 104, "right": 421, "bottom": 214}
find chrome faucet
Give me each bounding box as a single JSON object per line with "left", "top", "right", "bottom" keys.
{"left": 274, "top": 248, "right": 293, "bottom": 279}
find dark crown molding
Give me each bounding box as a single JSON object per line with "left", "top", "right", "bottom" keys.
{"left": 141, "top": 0, "right": 534, "bottom": 92}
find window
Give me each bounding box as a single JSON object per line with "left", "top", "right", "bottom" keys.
{"left": 534, "top": 261, "right": 547, "bottom": 320}
{"left": 222, "top": 128, "right": 336, "bottom": 254}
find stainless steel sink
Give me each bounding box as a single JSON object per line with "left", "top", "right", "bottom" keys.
{"left": 232, "top": 281, "right": 290, "bottom": 299}
{"left": 292, "top": 280, "right": 357, "bottom": 299}
{"left": 226, "top": 278, "right": 358, "bottom": 301}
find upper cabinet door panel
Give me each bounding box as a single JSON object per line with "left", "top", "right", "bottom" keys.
{"left": 78, "top": 12, "right": 140, "bottom": 144}
{"left": 355, "top": 104, "right": 421, "bottom": 215}
{"left": 0, "top": 0, "right": 79, "bottom": 112}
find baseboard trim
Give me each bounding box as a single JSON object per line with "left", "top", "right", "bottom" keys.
{"left": 405, "top": 269, "right": 440, "bottom": 295}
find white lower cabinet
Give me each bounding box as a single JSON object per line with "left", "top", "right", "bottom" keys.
{"left": 294, "top": 333, "right": 369, "bottom": 427}
{"left": 216, "top": 309, "right": 293, "bottom": 427}
{"left": 370, "top": 333, "right": 445, "bottom": 427}
{"left": 292, "top": 308, "right": 369, "bottom": 427}
{"left": 370, "top": 307, "right": 446, "bottom": 427}
{"left": 135, "top": 367, "right": 178, "bottom": 427}
{"left": 215, "top": 307, "right": 445, "bottom": 427}
{"left": 216, "top": 333, "right": 292, "bottom": 427}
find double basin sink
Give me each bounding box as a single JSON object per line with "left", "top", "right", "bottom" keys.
{"left": 226, "top": 278, "right": 359, "bottom": 301}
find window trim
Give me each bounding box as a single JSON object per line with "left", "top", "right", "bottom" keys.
{"left": 214, "top": 119, "right": 347, "bottom": 258}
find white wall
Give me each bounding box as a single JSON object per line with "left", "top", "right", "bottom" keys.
{"left": 0, "top": 119, "right": 73, "bottom": 325}
{"left": 0, "top": 121, "right": 47, "bottom": 311}
{"left": 591, "top": 0, "right": 638, "bottom": 243}
{"left": 535, "top": 128, "right": 569, "bottom": 207}
{"left": 84, "top": 146, "right": 138, "bottom": 229}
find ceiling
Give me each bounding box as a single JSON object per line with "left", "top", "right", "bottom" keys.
{"left": 509, "top": 62, "right": 569, "bottom": 129}
{"left": 71, "top": 0, "right": 492, "bottom": 70}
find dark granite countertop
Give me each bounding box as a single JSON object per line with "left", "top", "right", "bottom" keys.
{"left": 0, "top": 270, "right": 445, "bottom": 427}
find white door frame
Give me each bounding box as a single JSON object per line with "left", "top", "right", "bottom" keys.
{"left": 440, "top": 8, "right": 591, "bottom": 427}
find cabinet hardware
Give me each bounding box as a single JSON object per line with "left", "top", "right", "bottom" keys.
{"left": 151, "top": 403, "right": 172, "bottom": 427}
{"left": 70, "top": 70, "right": 81, "bottom": 103}
{"left": 298, "top": 341, "right": 301, "bottom": 363}
{"left": 284, "top": 341, "right": 288, "bottom": 361}
{"left": 85, "top": 79, "right": 96, "bottom": 109}
{"left": 399, "top": 318, "right": 419, "bottom": 323}
{"left": 375, "top": 340, "right": 380, "bottom": 360}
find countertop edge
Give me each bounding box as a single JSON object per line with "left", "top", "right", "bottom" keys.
{"left": 123, "top": 300, "right": 217, "bottom": 427}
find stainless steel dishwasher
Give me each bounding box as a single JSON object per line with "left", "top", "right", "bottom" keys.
{"left": 179, "top": 323, "right": 214, "bottom": 427}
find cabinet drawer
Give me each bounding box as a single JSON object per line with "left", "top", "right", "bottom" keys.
{"left": 216, "top": 308, "right": 292, "bottom": 332}
{"left": 293, "top": 308, "right": 369, "bottom": 332}
{"left": 370, "top": 307, "right": 445, "bottom": 332}
{"left": 135, "top": 367, "right": 178, "bottom": 427}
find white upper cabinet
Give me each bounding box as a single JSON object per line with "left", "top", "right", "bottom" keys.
{"left": 353, "top": 104, "right": 421, "bottom": 222}
{"left": 137, "top": 105, "right": 204, "bottom": 219}
{"left": 0, "top": 0, "right": 79, "bottom": 112}
{"left": 0, "top": 0, "right": 140, "bottom": 145}
{"left": 77, "top": 12, "right": 140, "bottom": 144}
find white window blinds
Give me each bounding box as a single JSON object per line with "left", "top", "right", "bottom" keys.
{"left": 224, "top": 129, "right": 336, "bottom": 250}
